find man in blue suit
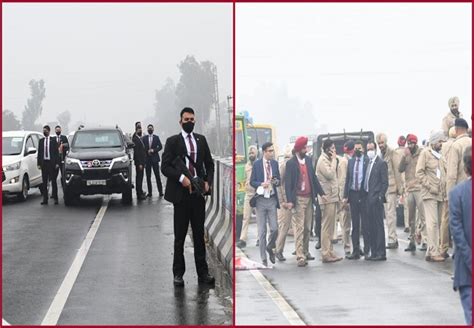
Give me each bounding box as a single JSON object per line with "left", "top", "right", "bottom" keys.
{"left": 449, "top": 145, "right": 472, "bottom": 325}
{"left": 250, "top": 142, "right": 281, "bottom": 266}
{"left": 143, "top": 124, "right": 164, "bottom": 198}
{"left": 343, "top": 140, "right": 370, "bottom": 260}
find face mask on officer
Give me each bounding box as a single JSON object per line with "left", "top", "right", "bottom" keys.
{"left": 354, "top": 149, "right": 363, "bottom": 157}
{"left": 148, "top": 128, "right": 153, "bottom": 135}
{"left": 43, "top": 130, "right": 50, "bottom": 137}
{"left": 367, "top": 150, "right": 376, "bottom": 159}
{"left": 182, "top": 122, "right": 194, "bottom": 134}
{"left": 56, "top": 130, "right": 61, "bottom": 136}
{"left": 136, "top": 127, "right": 142, "bottom": 137}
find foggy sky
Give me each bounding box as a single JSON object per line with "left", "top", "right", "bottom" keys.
{"left": 3, "top": 3, "right": 232, "bottom": 133}
{"left": 237, "top": 3, "right": 472, "bottom": 151}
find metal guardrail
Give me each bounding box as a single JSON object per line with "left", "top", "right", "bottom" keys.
{"left": 204, "top": 157, "right": 233, "bottom": 276}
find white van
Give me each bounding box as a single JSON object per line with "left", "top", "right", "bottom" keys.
{"left": 2, "top": 131, "right": 44, "bottom": 201}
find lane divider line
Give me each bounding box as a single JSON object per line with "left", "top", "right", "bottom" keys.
{"left": 41, "top": 196, "right": 111, "bottom": 326}
{"left": 236, "top": 248, "right": 306, "bottom": 326}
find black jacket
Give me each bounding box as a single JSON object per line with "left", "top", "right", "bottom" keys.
{"left": 284, "top": 155, "right": 324, "bottom": 205}
{"left": 161, "top": 132, "right": 214, "bottom": 204}
{"left": 365, "top": 156, "right": 389, "bottom": 203}
{"left": 54, "top": 134, "right": 69, "bottom": 161}
{"left": 142, "top": 134, "right": 163, "bottom": 164}
{"left": 344, "top": 155, "right": 370, "bottom": 200}
{"left": 132, "top": 132, "right": 146, "bottom": 166}
{"left": 37, "top": 137, "right": 60, "bottom": 167}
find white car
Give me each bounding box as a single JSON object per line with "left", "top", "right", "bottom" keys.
{"left": 2, "top": 130, "right": 44, "bottom": 201}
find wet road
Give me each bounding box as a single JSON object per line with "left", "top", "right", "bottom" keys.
{"left": 236, "top": 219, "right": 466, "bottom": 325}
{"left": 2, "top": 180, "right": 232, "bottom": 325}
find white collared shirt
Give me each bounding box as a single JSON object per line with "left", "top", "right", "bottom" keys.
{"left": 44, "top": 137, "right": 50, "bottom": 160}
{"left": 179, "top": 130, "right": 198, "bottom": 182}
{"left": 149, "top": 134, "right": 153, "bottom": 148}
{"left": 365, "top": 156, "right": 377, "bottom": 192}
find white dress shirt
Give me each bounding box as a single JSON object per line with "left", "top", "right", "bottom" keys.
{"left": 179, "top": 130, "right": 198, "bottom": 183}
{"left": 44, "top": 137, "right": 50, "bottom": 160}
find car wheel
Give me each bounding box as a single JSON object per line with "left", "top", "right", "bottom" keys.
{"left": 64, "top": 186, "right": 75, "bottom": 206}
{"left": 121, "top": 186, "right": 132, "bottom": 205}
{"left": 17, "top": 175, "right": 29, "bottom": 201}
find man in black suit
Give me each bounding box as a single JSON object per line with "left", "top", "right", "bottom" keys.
{"left": 53, "top": 125, "right": 69, "bottom": 190}
{"left": 132, "top": 122, "right": 147, "bottom": 200}
{"left": 364, "top": 141, "right": 389, "bottom": 261}
{"left": 37, "top": 125, "right": 60, "bottom": 205}
{"left": 344, "top": 140, "right": 370, "bottom": 260}
{"left": 143, "top": 124, "right": 164, "bottom": 198}
{"left": 161, "top": 107, "right": 215, "bottom": 286}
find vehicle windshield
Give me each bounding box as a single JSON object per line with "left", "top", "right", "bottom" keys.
{"left": 72, "top": 131, "right": 123, "bottom": 149}
{"left": 248, "top": 127, "right": 272, "bottom": 149}
{"left": 2, "top": 137, "right": 24, "bottom": 155}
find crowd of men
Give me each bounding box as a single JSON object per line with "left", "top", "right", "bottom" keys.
{"left": 237, "top": 96, "right": 471, "bottom": 324}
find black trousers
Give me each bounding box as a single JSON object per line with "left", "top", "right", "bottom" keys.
{"left": 367, "top": 196, "right": 386, "bottom": 258}
{"left": 313, "top": 202, "right": 322, "bottom": 239}
{"left": 41, "top": 161, "right": 58, "bottom": 201}
{"left": 54, "top": 162, "right": 65, "bottom": 189}
{"left": 348, "top": 190, "right": 370, "bottom": 254}
{"left": 135, "top": 164, "right": 145, "bottom": 196}
{"left": 173, "top": 192, "right": 208, "bottom": 277}
{"left": 145, "top": 161, "right": 163, "bottom": 195}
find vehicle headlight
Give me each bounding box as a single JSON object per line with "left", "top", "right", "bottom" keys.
{"left": 112, "top": 155, "right": 129, "bottom": 164}
{"left": 3, "top": 162, "right": 21, "bottom": 171}
{"left": 66, "top": 158, "right": 81, "bottom": 165}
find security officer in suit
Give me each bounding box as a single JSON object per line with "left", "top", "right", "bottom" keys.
{"left": 449, "top": 146, "right": 472, "bottom": 325}
{"left": 143, "top": 124, "right": 164, "bottom": 198}
{"left": 161, "top": 107, "right": 215, "bottom": 287}
{"left": 364, "top": 141, "right": 389, "bottom": 261}
{"left": 132, "top": 122, "right": 147, "bottom": 200}
{"left": 37, "top": 125, "right": 60, "bottom": 205}
{"left": 53, "top": 125, "right": 69, "bottom": 190}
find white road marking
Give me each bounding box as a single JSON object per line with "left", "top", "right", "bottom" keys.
{"left": 41, "top": 196, "right": 111, "bottom": 325}
{"left": 236, "top": 249, "right": 306, "bottom": 326}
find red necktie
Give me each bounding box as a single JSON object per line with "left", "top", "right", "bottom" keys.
{"left": 266, "top": 160, "right": 271, "bottom": 181}
{"left": 188, "top": 134, "right": 196, "bottom": 177}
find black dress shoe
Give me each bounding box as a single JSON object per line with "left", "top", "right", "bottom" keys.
{"left": 315, "top": 240, "right": 321, "bottom": 249}
{"left": 198, "top": 274, "right": 215, "bottom": 285}
{"left": 267, "top": 247, "right": 276, "bottom": 264}
{"left": 41, "top": 200, "right": 48, "bottom": 205}
{"left": 369, "top": 256, "right": 387, "bottom": 261}
{"left": 174, "top": 276, "right": 184, "bottom": 286}
{"left": 386, "top": 242, "right": 399, "bottom": 249}
{"left": 256, "top": 240, "right": 259, "bottom": 246}
{"left": 306, "top": 253, "right": 315, "bottom": 261}
{"left": 346, "top": 252, "right": 360, "bottom": 260}
{"left": 236, "top": 240, "right": 247, "bottom": 249}
{"left": 404, "top": 242, "right": 416, "bottom": 252}
{"left": 137, "top": 193, "right": 147, "bottom": 200}
{"left": 292, "top": 251, "right": 296, "bottom": 255}
{"left": 54, "top": 199, "right": 59, "bottom": 205}
{"left": 276, "top": 252, "right": 286, "bottom": 262}
{"left": 262, "top": 259, "right": 268, "bottom": 267}
{"left": 146, "top": 193, "right": 152, "bottom": 198}
{"left": 159, "top": 193, "right": 164, "bottom": 198}
{"left": 419, "top": 243, "right": 427, "bottom": 251}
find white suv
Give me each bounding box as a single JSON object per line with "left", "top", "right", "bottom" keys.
{"left": 2, "top": 131, "right": 44, "bottom": 201}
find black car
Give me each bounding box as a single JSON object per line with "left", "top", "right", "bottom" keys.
{"left": 63, "top": 127, "right": 135, "bottom": 206}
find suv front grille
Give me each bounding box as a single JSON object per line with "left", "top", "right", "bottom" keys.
{"left": 80, "top": 159, "right": 112, "bottom": 169}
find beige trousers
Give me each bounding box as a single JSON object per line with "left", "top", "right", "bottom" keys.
{"left": 440, "top": 200, "right": 450, "bottom": 254}
{"left": 423, "top": 199, "right": 443, "bottom": 257}
{"left": 321, "top": 202, "right": 338, "bottom": 260}
{"left": 384, "top": 193, "right": 398, "bottom": 244}
{"left": 275, "top": 206, "right": 293, "bottom": 254}
{"left": 293, "top": 196, "right": 313, "bottom": 261}
{"left": 336, "top": 203, "right": 352, "bottom": 251}
{"left": 407, "top": 191, "right": 427, "bottom": 243}
{"left": 240, "top": 192, "right": 253, "bottom": 241}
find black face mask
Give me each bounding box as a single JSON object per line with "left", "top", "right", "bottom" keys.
{"left": 44, "top": 132, "right": 50, "bottom": 137}
{"left": 137, "top": 131, "right": 142, "bottom": 137}
{"left": 355, "top": 149, "right": 362, "bottom": 157}
{"left": 56, "top": 131, "right": 61, "bottom": 136}
{"left": 410, "top": 146, "right": 417, "bottom": 155}
{"left": 148, "top": 130, "right": 153, "bottom": 135}
{"left": 182, "top": 121, "right": 194, "bottom": 134}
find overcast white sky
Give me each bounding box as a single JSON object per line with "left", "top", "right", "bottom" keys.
{"left": 3, "top": 3, "right": 232, "bottom": 132}
{"left": 237, "top": 3, "right": 472, "bottom": 151}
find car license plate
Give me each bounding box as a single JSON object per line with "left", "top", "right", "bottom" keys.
{"left": 86, "top": 180, "right": 106, "bottom": 186}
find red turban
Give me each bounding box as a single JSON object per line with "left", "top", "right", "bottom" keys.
{"left": 397, "top": 136, "right": 406, "bottom": 147}
{"left": 294, "top": 136, "right": 308, "bottom": 152}
{"left": 406, "top": 134, "right": 418, "bottom": 144}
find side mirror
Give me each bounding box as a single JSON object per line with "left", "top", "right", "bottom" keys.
{"left": 27, "top": 147, "right": 37, "bottom": 155}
